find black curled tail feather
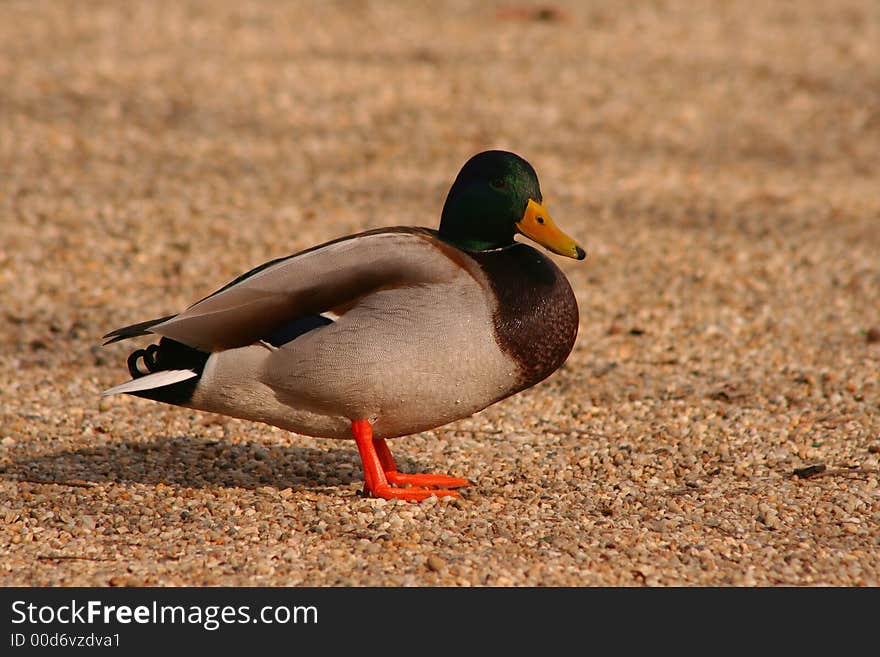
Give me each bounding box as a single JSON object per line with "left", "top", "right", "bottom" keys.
{"left": 126, "top": 337, "right": 210, "bottom": 405}
{"left": 128, "top": 344, "right": 161, "bottom": 378}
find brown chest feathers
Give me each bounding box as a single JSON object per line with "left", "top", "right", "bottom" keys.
{"left": 473, "top": 244, "right": 579, "bottom": 393}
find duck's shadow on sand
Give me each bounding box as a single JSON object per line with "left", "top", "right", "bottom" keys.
{"left": 8, "top": 436, "right": 424, "bottom": 491}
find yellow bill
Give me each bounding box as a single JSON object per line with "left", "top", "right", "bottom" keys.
{"left": 515, "top": 199, "right": 586, "bottom": 260}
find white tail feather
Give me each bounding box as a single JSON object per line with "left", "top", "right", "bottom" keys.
{"left": 102, "top": 369, "right": 198, "bottom": 396}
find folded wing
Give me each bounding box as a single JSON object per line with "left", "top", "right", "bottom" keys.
{"left": 104, "top": 227, "right": 462, "bottom": 352}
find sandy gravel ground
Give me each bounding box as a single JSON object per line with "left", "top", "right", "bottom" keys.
{"left": 1, "top": 1, "right": 878, "bottom": 586}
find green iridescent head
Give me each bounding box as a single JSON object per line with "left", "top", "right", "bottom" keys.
{"left": 439, "top": 150, "right": 585, "bottom": 259}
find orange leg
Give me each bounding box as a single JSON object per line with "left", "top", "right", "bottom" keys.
{"left": 351, "top": 419, "right": 471, "bottom": 501}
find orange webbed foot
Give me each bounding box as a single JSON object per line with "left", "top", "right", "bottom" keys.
{"left": 385, "top": 471, "right": 473, "bottom": 489}
{"left": 367, "top": 483, "right": 462, "bottom": 501}
{"left": 351, "top": 419, "right": 471, "bottom": 501}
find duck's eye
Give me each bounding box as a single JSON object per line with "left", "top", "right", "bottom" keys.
{"left": 490, "top": 178, "right": 507, "bottom": 190}
{"left": 536, "top": 216, "right": 545, "bottom": 224}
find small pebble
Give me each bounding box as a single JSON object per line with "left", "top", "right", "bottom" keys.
{"left": 425, "top": 555, "right": 446, "bottom": 573}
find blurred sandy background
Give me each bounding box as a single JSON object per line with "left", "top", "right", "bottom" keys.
{"left": 1, "top": 1, "right": 878, "bottom": 585}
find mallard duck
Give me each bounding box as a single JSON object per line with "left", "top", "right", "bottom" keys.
{"left": 102, "top": 150, "right": 586, "bottom": 500}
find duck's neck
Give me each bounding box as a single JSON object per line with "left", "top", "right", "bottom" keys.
{"left": 439, "top": 234, "right": 514, "bottom": 252}
{"left": 437, "top": 216, "right": 516, "bottom": 251}
{"left": 438, "top": 205, "right": 516, "bottom": 252}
